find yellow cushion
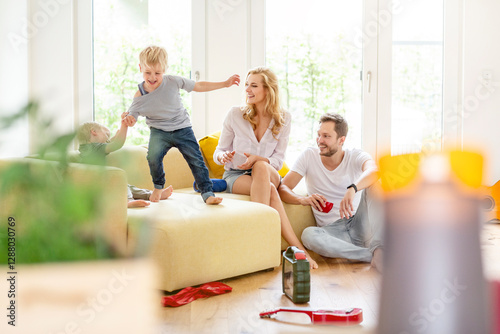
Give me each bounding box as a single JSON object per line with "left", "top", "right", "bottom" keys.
{"left": 199, "top": 131, "right": 225, "bottom": 179}
{"left": 278, "top": 161, "right": 290, "bottom": 178}
{"left": 198, "top": 131, "right": 290, "bottom": 179}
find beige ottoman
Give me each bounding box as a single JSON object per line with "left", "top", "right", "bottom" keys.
{"left": 127, "top": 192, "right": 281, "bottom": 292}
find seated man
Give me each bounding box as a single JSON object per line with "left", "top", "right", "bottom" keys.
{"left": 278, "top": 113, "right": 383, "bottom": 270}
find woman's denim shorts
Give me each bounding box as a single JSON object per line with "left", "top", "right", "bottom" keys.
{"left": 222, "top": 168, "right": 252, "bottom": 193}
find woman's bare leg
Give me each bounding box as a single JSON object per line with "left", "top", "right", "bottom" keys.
{"left": 269, "top": 184, "right": 318, "bottom": 269}
{"left": 232, "top": 162, "right": 318, "bottom": 269}
{"left": 249, "top": 161, "right": 275, "bottom": 205}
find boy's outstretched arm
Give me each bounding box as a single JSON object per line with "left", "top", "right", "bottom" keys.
{"left": 105, "top": 118, "right": 133, "bottom": 154}
{"left": 193, "top": 74, "right": 240, "bottom": 92}
{"left": 108, "top": 112, "right": 135, "bottom": 142}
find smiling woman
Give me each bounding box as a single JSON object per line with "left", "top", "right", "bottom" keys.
{"left": 213, "top": 66, "right": 319, "bottom": 269}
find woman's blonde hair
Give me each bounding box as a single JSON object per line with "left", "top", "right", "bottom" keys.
{"left": 139, "top": 45, "right": 168, "bottom": 72}
{"left": 242, "top": 67, "right": 284, "bottom": 139}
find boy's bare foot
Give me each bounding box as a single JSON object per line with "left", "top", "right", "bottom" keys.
{"left": 371, "top": 247, "right": 383, "bottom": 272}
{"left": 128, "top": 200, "right": 150, "bottom": 208}
{"left": 304, "top": 250, "right": 319, "bottom": 269}
{"left": 205, "top": 196, "right": 223, "bottom": 205}
{"left": 149, "top": 188, "right": 163, "bottom": 202}
{"left": 160, "top": 185, "right": 173, "bottom": 200}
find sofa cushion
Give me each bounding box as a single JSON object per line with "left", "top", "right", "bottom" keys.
{"left": 278, "top": 161, "right": 290, "bottom": 177}
{"left": 106, "top": 146, "right": 194, "bottom": 190}
{"left": 199, "top": 131, "right": 225, "bottom": 179}
{"left": 127, "top": 192, "right": 281, "bottom": 291}
{"left": 175, "top": 187, "right": 315, "bottom": 250}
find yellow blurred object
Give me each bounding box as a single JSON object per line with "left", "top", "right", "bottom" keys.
{"left": 450, "top": 151, "right": 483, "bottom": 189}
{"left": 379, "top": 151, "right": 484, "bottom": 193}
{"left": 379, "top": 153, "right": 421, "bottom": 192}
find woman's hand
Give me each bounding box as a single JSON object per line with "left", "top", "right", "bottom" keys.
{"left": 237, "top": 153, "right": 267, "bottom": 170}
{"left": 218, "top": 151, "right": 235, "bottom": 164}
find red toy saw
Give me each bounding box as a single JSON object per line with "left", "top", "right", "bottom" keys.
{"left": 259, "top": 307, "right": 363, "bottom": 325}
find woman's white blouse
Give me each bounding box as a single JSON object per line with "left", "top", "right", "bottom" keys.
{"left": 213, "top": 106, "right": 291, "bottom": 171}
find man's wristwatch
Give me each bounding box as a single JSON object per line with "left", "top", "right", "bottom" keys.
{"left": 347, "top": 184, "right": 358, "bottom": 193}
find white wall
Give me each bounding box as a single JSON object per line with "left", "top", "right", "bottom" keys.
{"left": 463, "top": 0, "right": 500, "bottom": 185}
{"left": 2, "top": 0, "right": 92, "bottom": 156}
{"left": 28, "top": 0, "right": 75, "bottom": 152}
{"left": 0, "top": 1, "right": 29, "bottom": 157}
{"left": 192, "top": 0, "right": 265, "bottom": 137}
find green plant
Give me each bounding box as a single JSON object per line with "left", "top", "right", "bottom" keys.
{"left": 0, "top": 103, "right": 115, "bottom": 264}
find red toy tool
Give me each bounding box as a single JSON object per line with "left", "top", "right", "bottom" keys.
{"left": 320, "top": 201, "right": 334, "bottom": 213}
{"left": 259, "top": 307, "right": 363, "bottom": 325}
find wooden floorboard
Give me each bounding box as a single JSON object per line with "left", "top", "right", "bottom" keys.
{"left": 158, "top": 222, "right": 500, "bottom": 334}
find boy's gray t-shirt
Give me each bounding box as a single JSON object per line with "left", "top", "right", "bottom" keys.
{"left": 127, "top": 75, "right": 195, "bottom": 132}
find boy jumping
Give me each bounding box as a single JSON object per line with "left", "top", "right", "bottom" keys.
{"left": 125, "top": 45, "right": 240, "bottom": 204}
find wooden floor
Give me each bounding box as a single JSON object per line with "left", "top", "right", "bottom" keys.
{"left": 158, "top": 221, "right": 500, "bottom": 334}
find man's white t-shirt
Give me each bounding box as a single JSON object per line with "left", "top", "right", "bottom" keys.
{"left": 292, "top": 147, "right": 372, "bottom": 227}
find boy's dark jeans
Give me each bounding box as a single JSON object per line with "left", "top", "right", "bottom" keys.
{"left": 147, "top": 126, "right": 214, "bottom": 202}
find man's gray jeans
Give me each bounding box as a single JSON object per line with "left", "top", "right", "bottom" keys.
{"left": 301, "top": 184, "right": 384, "bottom": 262}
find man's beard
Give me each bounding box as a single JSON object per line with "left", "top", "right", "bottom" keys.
{"left": 319, "top": 146, "right": 338, "bottom": 157}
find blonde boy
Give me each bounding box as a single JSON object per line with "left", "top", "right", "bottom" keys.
{"left": 125, "top": 46, "right": 240, "bottom": 204}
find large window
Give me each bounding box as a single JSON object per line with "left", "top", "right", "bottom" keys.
{"left": 266, "top": 0, "right": 363, "bottom": 163}
{"left": 93, "top": 0, "right": 191, "bottom": 145}
{"left": 390, "top": 0, "right": 444, "bottom": 155}
{"left": 90, "top": 1, "right": 449, "bottom": 157}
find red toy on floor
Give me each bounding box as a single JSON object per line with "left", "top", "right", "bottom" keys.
{"left": 259, "top": 307, "right": 363, "bottom": 325}
{"left": 162, "top": 282, "right": 232, "bottom": 307}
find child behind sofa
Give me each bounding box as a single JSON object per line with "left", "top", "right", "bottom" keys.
{"left": 76, "top": 115, "right": 173, "bottom": 208}
{"left": 124, "top": 45, "right": 240, "bottom": 204}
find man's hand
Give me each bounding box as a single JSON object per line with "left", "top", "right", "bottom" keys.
{"left": 225, "top": 74, "right": 240, "bottom": 88}
{"left": 339, "top": 188, "right": 356, "bottom": 219}
{"left": 299, "top": 194, "right": 327, "bottom": 212}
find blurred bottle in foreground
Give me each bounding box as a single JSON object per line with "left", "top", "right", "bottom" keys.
{"left": 377, "top": 151, "right": 491, "bottom": 334}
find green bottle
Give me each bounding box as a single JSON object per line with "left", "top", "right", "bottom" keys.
{"left": 282, "top": 246, "right": 310, "bottom": 303}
